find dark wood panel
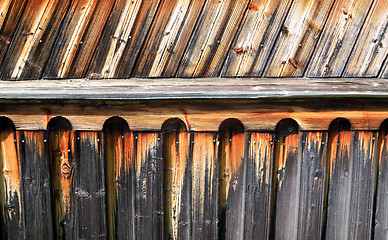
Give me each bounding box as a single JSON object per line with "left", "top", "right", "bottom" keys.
{"left": 87, "top": 0, "right": 161, "bottom": 79}
{"left": 0, "top": 0, "right": 71, "bottom": 80}
{"left": 190, "top": 133, "right": 218, "bottom": 239}
{"left": 19, "top": 131, "right": 53, "bottom": 239}
{"left": 244, "top": 132, "right": 273, "bottom": 239}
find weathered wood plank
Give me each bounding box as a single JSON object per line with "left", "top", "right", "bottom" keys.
{"left": 134, "top": 0, "right": 205, "bottom": 78}
{"left": 244, "top": 132, "right": 273, "bottom": 239}
{"left": 48, "top": 117, "right": 74, "bottom": 239}
{"left": 221, "top": 0, "right": 292, "bottom": 77}
{"left": 190, "top": 133, "right": 218, "bottom": 239}
{"left": 307, "top": 0, "right": 374, "bottom": 77}
{"left": 134, "top": 132, "right": 164, "bottom": 240}
{"left": 177, "top": 0, "right": 250, "bottom": 77}
{"left": 264, "top": 0, "right": 334, "bottom": 77}
{"left": 297, "top": 131, "right": 327, "bottom": 239}
{"left": 0, "top": 0, "right": 27, "bottom": 66}
{"left": 325, "top": 129, "right": 377, "bottom": 239}
{"left": 163, "top": 120, "right": 190, "bottom": 240}
{"left": 218, "top": 119, "right": 245, "bottom": 240}
{"left": 19, "top": 131, "right": 53, "bottom": 239}
{"left": 72, "top": 131, "right": 107, "bottom": 239}
{"left": 0, "top": 0, "right": 71, "bottom": 80}
{"left": 87, "top": 0, "right": 161, "bottom": 79}
{"left": 271, "top": 120, "right": 300, "bottom": 240}
{"left": 375, "top": 122, "right": 388, "bottom": 239}
{"left": 44, "top": 0, "right": 115, "bottom": 79}
{"left": 104, "top": 118, "right": 135, "bottom": 239}
{"left": 344, "top": 0, "right": 388, "bottom": 77}
{"left": 0, "top": 118, "right": 24, "bottom": 239}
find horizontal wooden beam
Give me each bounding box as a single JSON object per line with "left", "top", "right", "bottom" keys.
{"left": 1, "top": 78, "right": 388, "bottom": 99}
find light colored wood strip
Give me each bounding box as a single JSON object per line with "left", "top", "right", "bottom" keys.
{"left": 87, "top": 0, "right": 161, "bottom": 79}
{"left": 222, "top": 0, "right": 291, "bottom": 77}
{"left": 134, "top": 0, "right": 205, "bottom": 77}
{"left": 44, "top": 0, "right": 115, "bottom": 79}
{"left": 177, "top": 0, "right": 250, "bottom": 77}
{"left": 264, "top": 0, "right": 334, "bottom": 77}
{"left": 0, "top": 0, "right": 71, "bottom": 80}
{"left": 307, "top": 0, "right": 374, "bottom": 77}
{"left": 345, "top": 0, "right": 388, "bottom": 77}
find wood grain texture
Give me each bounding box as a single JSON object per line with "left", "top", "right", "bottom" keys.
{"left": 134, "top": 0, "right": 205, "bottom": 78}
{"left": 307, "top": 0, "right": 373, "bottom": 77}
{"left": 325, "top": 130, "right": 378, "bottom": 239}
{"left": 44, "top": 0, "right": 115, "bottom": 79}
{"left": 48, "top": 118, "right": 74, "bottom": 239}
{"left": 345, "top": 0, "right": 388, "bottom": 77}
{"left": 218, "top": 119, "right": 245, "bottom": 240}
{"left": 72, "top": 132, "right": 107, "bottom": 239}
{"left": 244, "top": 132, "right": 273, "bottom": 240}
{"left": 104, "top": 118, "right": 135, "bottom": 239}
{"left": 264, "top": 0, "right": 334, "bottom": 77}
{"left": 19, "top": 131, "right": 53, "bottom": 240}
{"left": 0, "top": 0, "right": 71, "bottom": 80}
{"left": 0, "top": 0, "right": 27, "bottom": 65}
{"left": 374, "top": 123, "right": 388, "bottom": 239}
{"left": 134, "top": 132, "right": 164, "bottom": 240}
{"left": 177, "top": 0, "right": 249, "bottom": 77}
{"left": 87, "top": 0, "right": 161, "bottom": 79}
{"left": 163, "top": 120, "right": 190, "bottom": 240}
{"left": 222, "top": 0, "right": 291, "bottom": 77}
{"left": 190, "top": 133, "right": 218, "bottom": 239}
{"left": 0, "top": 119, "right": 24, "bottom": 239}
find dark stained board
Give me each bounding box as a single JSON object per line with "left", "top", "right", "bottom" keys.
{"left": 87, "top": 0, "right": 161, "bottom": 79}
{"left": 244, "top": 132, "right": 273, "bottom": 239}
{"left": 190, "top": 133, "right": 218, "bottom": 239}
{"left": 134, "top": 0, "right": 205, "bottom": 78}
{"left": 177, "top": 0, "right": 250, "bottom": 77}
{"left": 19, "top": 131, "right": 53, "bottom": 240}
{"left": 44, "top": 0, "right": 115, "bottom": 79}
{"left": 0, "top": 0, "right": 71, "bottom": 80}
{"left": 307, "top": 0, "right": 373, "bottom": 77}
{"left": 264, "top": 0, "right": 334, "bottom": 77}
{"left": 222, "top": 0, "right": 292, "bottom": 77}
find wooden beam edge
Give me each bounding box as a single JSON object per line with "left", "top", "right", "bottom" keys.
{"left": 0, "top": 78, "right": 387, "bottom": 99}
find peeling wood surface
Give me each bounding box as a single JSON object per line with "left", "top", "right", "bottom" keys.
{"left": 19, "top": 131, "right": 53, "bottom": 240}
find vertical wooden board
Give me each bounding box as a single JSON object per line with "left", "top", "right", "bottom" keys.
{"left": 0, "top": 124, "right": 23, "bottom": 239}
{"left": 264, "top": 0, "right": 334, "bottom": 77}
{"left": 0, "top": 0, "right": 71, "bottom": 80}
{"left": 297, "top": 131, "right": 327, "bottom": 239}
{"left": 49, "top": 122, "right": 74, "bottom": 239}
{"left": 134, "top": 0, "right": 205, "bottom": 78}
{"left": 272, "top": 130, "right": 301, "bottom": 240}
{"left": 221, "top": 0, "right": 292, "bottom": 77}
{"left": 326, "top": 131, "right": 377, "bottom": 239}
{"left": 134, "top": 132, "right": 164, "bottom": 240}
{"left": 177, "top": 0, "right": 250, "bottom": 78}
{"left": 218, "top": 123, "right": 245, "bottom": 240}
{"left": 345, "top": 0, "right": 388, "bottom": 77}
{"left": 244, "top": 132, "right": 273, "bottom": 240}
{"left": 87, "top": 0, "right": 161, "bottom": 79}
{"left": 0, "top": 0, "right": 27, "bottom": 66}
{"left": 375, "top": 126, "right": 388, "bottom": 239}
{"left": 104, "top": 122, "right": 135, "bottom": 239}
{"left": 19, "top": 131, "right": 53, "bottom": 239}
{"left": 73, "top": 132, "right": 107, "bottom": 239}
{"left": 44, "top": 0, "right": 115, "bottom": 79}
{"left": 306, "top": 0, "right": 374, "bottom": 77}
{"left": 163, "top": 127, "right": 190, "bottom": 240}
{"left": 190, "top": 133, "right": 218, "bottom": 240}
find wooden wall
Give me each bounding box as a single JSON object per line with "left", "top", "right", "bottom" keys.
{"left": 0, "top": 113, "right": 387, "bottom": 239}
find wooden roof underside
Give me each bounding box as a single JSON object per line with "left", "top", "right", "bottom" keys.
{"left": 1, "top": 0, "right": 388, "bottom": 82}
